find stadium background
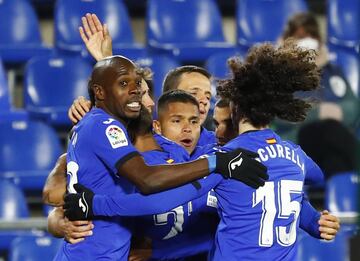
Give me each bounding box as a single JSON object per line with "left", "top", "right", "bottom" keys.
{"left": 0, "top": 0, "right": 359, "bottom": 260}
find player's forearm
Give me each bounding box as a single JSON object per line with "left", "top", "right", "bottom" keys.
{"left": 43, "top": 153, "right": 67, "bottom": 206}
{"left": 299, "top": 197, "right": 321, "bottom": 238}
{"left": 93, "top": 175, "right": 221, "bottom": 217}
{"left": 123, "top": 157, "right": 210, "bottom": 195}
{"left": 48, "top": 207, "right": 66, "bottom": 238}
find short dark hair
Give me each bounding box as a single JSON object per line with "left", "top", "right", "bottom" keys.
{"left": 162, "top": 65, "right": 211, "bottom": 93}
{"left": 282, "top": 12, "right": 321, "bottom": 42}
{"left": 217, "top": 40, "right": 320, "bottom": 128}
{"left": 157, "top": 89, "right": 199, "bottom": 117}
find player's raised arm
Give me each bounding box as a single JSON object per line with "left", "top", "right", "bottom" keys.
{"left": 79, "top": 13, "right": 113, "bottom": 61}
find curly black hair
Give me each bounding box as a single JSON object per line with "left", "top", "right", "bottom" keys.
{"left": 217, "top": 41, "right": 320, "bottom": 128}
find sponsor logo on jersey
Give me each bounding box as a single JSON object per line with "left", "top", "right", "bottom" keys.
{"left": 103, "top": 118, "right": 116, "bottom": 124}
{"left": 106, "top": 125, "right": 128, "bottom": 148}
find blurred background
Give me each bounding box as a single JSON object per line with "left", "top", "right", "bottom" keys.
{"left": 0, "top": 0, "right": 359, "bottom": 260}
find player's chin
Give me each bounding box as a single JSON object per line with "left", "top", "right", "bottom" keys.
{"left": 125, "top": 110, "right": 141, "bottom": 119}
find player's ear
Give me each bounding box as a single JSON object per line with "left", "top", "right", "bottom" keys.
{"left": 94, "top": 84, "right": 105, "bottom": 101}
{"left": 152, "top": 120, "right": 162, "bottom": 134}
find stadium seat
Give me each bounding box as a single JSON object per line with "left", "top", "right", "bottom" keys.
{"left": 325, "top": 172, "right": 359, "bottom": 213}
{"left": 146, "top": 0, "right": 234, "bottom": 62}
{"left": 0, "top": 59, "right": 29, "bottom": 122}
{"left": 297, "top": 230, "right": 350, "bottom": 261}
{"left": 135, "top": 54, "right": 181, "bottom": 103}
{"left": 24, "top": 55, "right": 92, "bottom": 126}
{"left": 205, "top": 50, "right": 245, "bottom": 79}
{"left": 55, "top": 0, "right": 144, "bottom": 59}
{"left": 236, "top": 0, "right": 307, "bottom": 50}
{"left": 0, "top": 179, "right": 33, "bottom": 251}
{"left": 327, "top": 0, "right": 360, "bottom": 49}
{"left": 8, "top": 236, "right": 62, "bottom": 261}
{"left": 0, "top": 59, "right": 10, "bottom": 112}
{"left": 329, "top": 46, "right": 360, "bottom": 97}
{"left": 0, "top": 0, "right": 51, "bottom": 63}
{"left": 0, "top": 120, "right": 62, "bottom": 190}
{"left": 0, "top": 179, "right": 29, "bottom": 219}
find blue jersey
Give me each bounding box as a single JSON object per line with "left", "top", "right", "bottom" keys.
{"left": 209, "top": 129, "right": 323, "bottom": 261}
{"left": 55, "top": 108, "right": 138, "bottom": 261}
{"left": 92, "top": 129, "right": 323, "bottom": 261}
{"left": 197, "top": 127, "right": 216, "bottom": 147}
{"left": 136, "top": 134, "right": 218, "bottom": 260}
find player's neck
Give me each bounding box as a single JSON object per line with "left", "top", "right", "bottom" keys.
{"left": 134, "top": 133, "right": 161, "bottom": 152}
{"left": 238, "top": 120, "right": 267, "bottom": 135}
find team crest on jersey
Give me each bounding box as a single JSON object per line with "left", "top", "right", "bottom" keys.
{"left": 106, "top": 125, "right": 128, "bottom": 148}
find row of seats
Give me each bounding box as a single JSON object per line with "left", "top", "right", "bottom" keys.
{"left": 1, "top": 42, "right": 359, "bottom": 127}
{"left": 1, "top": 0, "right": 358, "bottom": 63}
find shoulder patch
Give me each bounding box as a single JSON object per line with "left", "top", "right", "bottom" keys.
{"left": 106, "top": 125, "right": 128, "bottom": 148}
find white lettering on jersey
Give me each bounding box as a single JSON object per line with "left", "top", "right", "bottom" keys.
{"left": 105, "top": 125, "right": 128, "bottom": 149}
{"left": 257, "top": 145, "right": 304, "bottom": 174}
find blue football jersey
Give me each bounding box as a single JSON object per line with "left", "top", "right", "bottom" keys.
{"left": 134, "top": 135, "right": 219, "bottom": 260}
{"left": 55, "top": 108, "right": 138, "bottom": 261}
{"left": 209, "top": 129, "right": 323, "bottom": 261}
{"left": 197, "top": 127, "right": 216, "bottom": 147}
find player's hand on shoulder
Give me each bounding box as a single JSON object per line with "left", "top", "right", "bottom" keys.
{"left": 318, "top": 210, "right": 340, "bottom": 240}
{"left": 64, "top": 218, "right": 94, "bottom": 244}
{"left": 215, "top": 148, "right": 268, "bottom": 189}
{"left": 64, "top": 184, "right": 95, "bottom": 221}
{"left": 68, "top": 96, "right": 91, "bottom": 124}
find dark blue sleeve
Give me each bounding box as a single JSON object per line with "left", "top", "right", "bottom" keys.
{"left": 93, "top": 174, "right": 223, "bottom": 216}
{"left": 303, "top": 153, "right": 325, "bottom": 186}
{"left": 299, "top": 196, "right": 321, "bottom": 239}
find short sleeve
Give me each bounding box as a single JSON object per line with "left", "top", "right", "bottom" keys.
{"left": 90, "top": 119, "right": 138, "bottom": 173}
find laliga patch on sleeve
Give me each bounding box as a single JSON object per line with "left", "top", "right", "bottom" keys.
{"left": 105, "top": 125, "right": 128, "bottom": 148}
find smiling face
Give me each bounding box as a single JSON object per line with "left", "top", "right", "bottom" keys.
{"left": 176, "top": 72, "right": 211, "bottom": 125}
{"left": 92, "top": 57, "right": 143, "bottom": 122}
{"left": 154, "top": 101, "right": 201, "bottom": 154}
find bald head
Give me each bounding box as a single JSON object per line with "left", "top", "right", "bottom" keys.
{"left": 88, "top": 55, "right": 143, "bottom": 123}
{"left": 88, "top": 56, "right": 137, "bottom": 104}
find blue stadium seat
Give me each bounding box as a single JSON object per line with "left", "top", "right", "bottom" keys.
{"left": 0, "top": 59, "right": 29, "bottom": 122}
{"left": 297, "top": 230, "right": 350, "bottom": 261}
{"left": 135, "top": 55, "right": 181, "bottom": 102}
{"left": 55, "top": 0, "right": 144, "bottom": 59}
{"left": 9, "top": 236, "right": 62, "bottom": 261}
{"left": 236, "top": 0, "right": 307, "bottom": 50}
{"left": 146, "top": 0, "right": 234, "bottom": 62}
{"left": 205, "top": 50, "right": 245, "bottom": 79}
{"left": 0, "top": 59, "right": 10, "bottom": 112}
{"left": 24, "top": 55, "right": 92, "bottom": 126}
{"left": 329, "top": 46, "right": 360, "bottom": 97}
{"left": 325, "top": 172, "right": 359, "bottom": 213}
{"left": 0, "top": 179, "right": 33, "bottom": 251}
{"left": 0, "top": 120, "right": 62, "bottom": 190}
{"left": 327, "top": 0, "right": 360, "bottom": 49}
{"left": 0, "top": 0, "right": 51, "bottom": 63}
{"left": 0, "top": 179, "right": 29, "bottom": 219}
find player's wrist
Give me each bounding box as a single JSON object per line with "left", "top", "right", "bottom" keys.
{"left": 206, "top": 155, "right": 216, "bottom": 173}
